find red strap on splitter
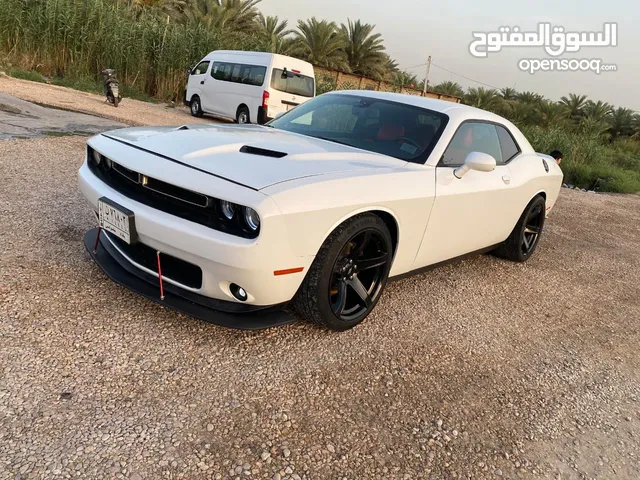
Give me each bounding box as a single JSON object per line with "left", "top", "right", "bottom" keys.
{"left": 156, "top": 250, "right": 165, "bottom": 300}
{"left": 93, "top": 227, "right": 102, "bottom": 254}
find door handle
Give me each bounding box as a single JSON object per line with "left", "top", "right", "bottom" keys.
{"left": 502, "top": 175, "right": 511, "bottom": 185}
{"left": 200, "top": 80, "right": 205, "bottom": 85}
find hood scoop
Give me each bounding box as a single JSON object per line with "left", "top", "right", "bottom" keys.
{"left": 239, "top": 145, "right": 287, "bottom": 158}
{"left": 174, "top": 125, "right": 190, "bottom": 131}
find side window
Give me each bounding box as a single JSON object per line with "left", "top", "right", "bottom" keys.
{"left": 495, "top": 125, "right": 520, "bottom": 163}
{"left": 246, "top": 65, "right": 266, "bottom": 86}
{"left": 211, "top": 62, "right": 232, "bottom": 81}
{"left": 192, "top": 61, "right": 210, "bottom": 76}
{"left": 441, "top": 121, "right": 503, "bottom": 167}
{"left": 211, "top": 62, "right": 266, "bottom": 86}
{"left": 230, "top": 64, "right": 242, "bottom": 82}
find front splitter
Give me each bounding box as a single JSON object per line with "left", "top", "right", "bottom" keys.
{"left": 83, "top": 228, "right": 297, "bottom": 330}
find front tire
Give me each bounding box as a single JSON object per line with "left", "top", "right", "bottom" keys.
{"left": 190, "top": 95, "right": 203, "bottom": 117}
{"left": 293, "top": 214, "right": 393, "bottom": 331}
{"left": 493, "top": 195, "right": 546, "bottom": 262}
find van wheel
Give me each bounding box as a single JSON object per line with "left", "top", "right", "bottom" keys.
{"left": 236, "top": 106, "right": 250, "bottom": 124}
{"left": 190, "top": 96, "right": 203, "bottom": 117}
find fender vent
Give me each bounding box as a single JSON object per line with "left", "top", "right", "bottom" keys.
{"left": 239, "top": 145, "right": 287, "bottom": 158}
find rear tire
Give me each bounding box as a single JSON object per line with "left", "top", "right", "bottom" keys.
{"left": 493, "top": 195, "right": 546, "bottom": 262}
{"left": 236, "top": 106, "right": 250, "bottom": 124}
{"left": 293, "top": 214, "right": 393, "bottom": 331}
{"left": 190, "top": 95, "right": 203, "bottom": 117}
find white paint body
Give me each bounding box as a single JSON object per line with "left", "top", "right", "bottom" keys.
{"left": 186, "top": 50, "right": 315, "bottom": 123}
{"left": 78, "top": 91, "right": 563, "bottom": 311}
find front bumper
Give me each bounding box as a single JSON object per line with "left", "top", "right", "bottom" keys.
{"left": 84, "top": 228, "right": 295, "bottom": 329}
{"left": 78, "top": 159, "right": 313, "bottom": 306}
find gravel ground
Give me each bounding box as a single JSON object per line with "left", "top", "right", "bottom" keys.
{"left": 0, "top": 75, "right": 217, "bottom": 127}
{"left": 1, "top": 136, "right": 640, "bottom": 480}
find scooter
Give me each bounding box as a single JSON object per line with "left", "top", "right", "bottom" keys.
{"left": 101, "top": 69, "right": 121, "bottom": 107}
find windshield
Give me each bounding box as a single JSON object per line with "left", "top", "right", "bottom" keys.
{"left": 267, "top": 93, "right": 449, "bottom": 163}
{"left": 271, "top": 68, "right": 315, "bottom": 97}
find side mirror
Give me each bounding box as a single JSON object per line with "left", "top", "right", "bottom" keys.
{"left": 453, "top": 151, "right": 496, "bottom": 179}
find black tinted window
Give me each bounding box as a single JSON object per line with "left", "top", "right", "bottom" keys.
{"left": 271, "top": 69, "right": 315, "bottom": 97}
{"left": 441, "top": 122, "right": 503, "bottom": 167}
{"left": 268, "top": 94, "right": 448, "bottom": 163}
{"left": 496, "top": 125, "right": 520, "bottom": 163}
{"left": 211, "top": 62, "right": 266, "bottom": 86}
{"left": 192, "top": 61, "right": 210, "bottom": 75}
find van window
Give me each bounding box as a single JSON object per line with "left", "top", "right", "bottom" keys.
{"left": 191, "top": 61, "right": 210, "bottom": 76}
{"left": 271, "top": 69, "right": 315, "bottom": 98}
{"left": 211, "top": 61, "right": 266, "bottom": 86}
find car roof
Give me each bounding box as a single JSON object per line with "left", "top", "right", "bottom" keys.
{"left": 326, "top": 90, "right": 511, "bottom": 125}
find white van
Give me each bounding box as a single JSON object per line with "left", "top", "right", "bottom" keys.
{"left": 184, "top": 51, "right": 316, "bottom": 124}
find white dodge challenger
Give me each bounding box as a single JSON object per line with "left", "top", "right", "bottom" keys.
{"left": 79, "top": 91, "right": 563, "bottom": 330}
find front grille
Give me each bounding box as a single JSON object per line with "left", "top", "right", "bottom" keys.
{"left": 106, "top": 232, "right": 203, "bottom": 289}
{"left": 87, "top": 146, "right": 258, "bottom": 239}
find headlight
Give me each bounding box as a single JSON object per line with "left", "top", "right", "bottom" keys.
{"left": 220, "top": 200, "right": 236, "bottom": 220}
{"left": 92, "top": 149, "right": 102, "bottom": 165}
{"left": 244, "top": 207, "right": 260, "bottom": 231}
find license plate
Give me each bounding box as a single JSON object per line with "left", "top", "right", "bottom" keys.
{"left": 98, "top": 197, "right": 137, "bottom": 244}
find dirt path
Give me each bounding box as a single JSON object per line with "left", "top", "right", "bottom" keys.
{"left": 0, "top": 74, "right": 218, "bottom": 127}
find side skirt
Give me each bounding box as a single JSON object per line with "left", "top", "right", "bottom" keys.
{"left": 389, "top": 243, "right": 502, "bottom": 282}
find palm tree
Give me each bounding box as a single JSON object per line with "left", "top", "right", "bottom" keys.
{"left": 608, "top": 107, "right": 635, "bottom": 139}
{"left": 432, "top": 81, "right": 464, "bottom": 97}
{"left": 340, "top": 19, "right": 386, "bottom": 80}
{"left": 183, "top": 0, "right": 261, "bottom": 31}
{"left": 503, "top": 101, "right": 537, "bottom": 126}
{"left": 632, "top": 114, "right": 640, "bottom": 139}
{"left": 499, "top": 87, "right": 517, "bottom": 101}
{"left": 382, "top": 54, "right": 399, "bottom": 73}
{"left": 380, "top": 54, "right": 399, "bottom": 81}
{"left": 392, "top": 71, "right": 418, "bottom": 89}
{"left": 559, "top": 93, "right": 588, "bottom": 120}
{"left": 579, "top": 116, "right": 611, "bottom": 140}
{"left": 463, "top": 87, "right": 503, "bottom": 112}
{"left": 257, "top": 14, "right": 294, "bottom": 54}
{"left": 517, "top": 91, "right": 544, "bottom": 104}
{"left": 536, "top": 101, "right": 570, "bottom": 129}
{"left": 292, "top": 18, "right": 349, "bottom": 71}
{"left": 584, "top": 100, "right": 613, "bottom": 121}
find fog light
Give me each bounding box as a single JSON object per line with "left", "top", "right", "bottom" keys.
{"left": 230, "top": 283, "right": 248, "bottom": 301}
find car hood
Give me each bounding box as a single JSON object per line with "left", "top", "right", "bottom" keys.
{"left": 101, "top": 124, "right": 405, "bottom": 190}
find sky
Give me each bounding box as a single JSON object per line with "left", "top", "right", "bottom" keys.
{"left": 259, "top": 0, "right": 640, "bottom": 111}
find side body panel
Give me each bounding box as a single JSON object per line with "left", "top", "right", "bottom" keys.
{"left": 262, "top": 165, "right": 437, "bottom": 277}
{"left": 415, "top": 152, "right": 563, "bottom": 268}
